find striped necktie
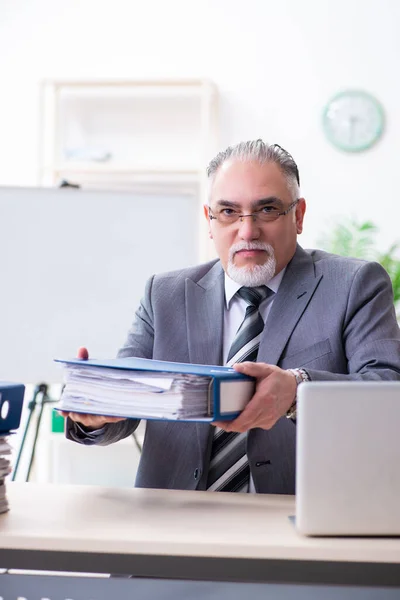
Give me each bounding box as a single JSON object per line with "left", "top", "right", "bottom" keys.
{"left": 206, "top": 285, "right": 272, "bottom": 493}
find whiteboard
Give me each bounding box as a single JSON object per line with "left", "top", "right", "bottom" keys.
{"left": 0, "top": 186, "right": 199, "bottom": 383}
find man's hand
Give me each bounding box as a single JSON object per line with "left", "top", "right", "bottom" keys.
{"left": 60, "top": 411, "right": 126, "bottom": 428}
{"left": 213, "top": 362, "right": 297, "bottom": 433}
{"left": 76, "top": 346, "right": 89, "bottom": 360}
{"left": 60, "top": 346, "right": 126, "bottom": 429}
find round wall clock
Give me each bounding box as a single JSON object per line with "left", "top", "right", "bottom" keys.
{"left": 322, "top": 90, "right": 384, "bottom": 152}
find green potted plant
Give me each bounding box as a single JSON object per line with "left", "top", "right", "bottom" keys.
{"left": 318, "top": 218, "right": 400, "bottom": 311}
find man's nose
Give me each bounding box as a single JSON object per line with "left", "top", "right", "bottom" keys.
{"left": 237, "top": 214, "right": 261, "bottom": 239}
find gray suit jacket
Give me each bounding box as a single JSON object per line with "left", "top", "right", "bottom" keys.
{"left": 67, "top": 245, "right": 400, "bottom": 494}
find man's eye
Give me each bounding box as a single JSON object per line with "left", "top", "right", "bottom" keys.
{"left": 221, "top": 208, "right": 237, "bottom": 216}
{"left": 260, "top": 206, "right": 279, "bottom": 214}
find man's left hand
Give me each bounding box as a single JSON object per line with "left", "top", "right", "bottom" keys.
{"left": 213, "top": 362, "right": 297, "bottom": 432}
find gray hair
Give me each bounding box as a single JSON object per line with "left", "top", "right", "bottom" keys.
{"left": 207, "top": 139, "right": 301, "bottom": 200}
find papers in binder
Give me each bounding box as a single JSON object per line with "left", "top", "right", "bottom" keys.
{"left": 56, "top": 357, "right": 255, "bottom": 422}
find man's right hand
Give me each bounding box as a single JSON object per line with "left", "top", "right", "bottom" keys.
{"left": 61, "top": 346, "right": 127, "bottom": 429}
{"left": 61, "top": 411, "right": 126, "bottom": 428}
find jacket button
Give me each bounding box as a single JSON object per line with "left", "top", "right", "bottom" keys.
{"left": 194, "top": 468, "right": 199, "bottom": 480}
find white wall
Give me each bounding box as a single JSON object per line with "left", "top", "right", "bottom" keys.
{"left": 0, "top": 0, "right": 399, "bottom": 251}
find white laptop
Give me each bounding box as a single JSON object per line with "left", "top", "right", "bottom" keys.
{"left": 295, "top": 381, "right": 400, "bottom": 536}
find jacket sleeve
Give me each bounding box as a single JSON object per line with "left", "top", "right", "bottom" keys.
{"left": 65, "top": 276, "right": 155, "bottom": 446}
{"left": 306, "top": 261, "right": 400, "bottom": 381}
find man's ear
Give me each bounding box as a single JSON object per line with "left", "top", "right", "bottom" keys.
{"left": 295, "top": 198, "right": 306, "bottom": 235}
{"left": 203, "top": 204, "right": 213, "bottom": 239}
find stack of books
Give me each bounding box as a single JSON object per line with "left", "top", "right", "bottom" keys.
{"left": 56, "top": 357, "right": 255, "bottom": 422}
{"left": 0, "top": 435, "right": 12, "bottom": 513}
{"left": 0, "top": 382, "right": 25, "bottom": 513}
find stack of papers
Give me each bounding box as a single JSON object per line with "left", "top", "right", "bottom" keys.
{"left": 59, "top": 365, "right": 213, "bottom": 419}
{"left": 56, "top": 357, "right": 255, "bottom": 422}
{"left": 0, "top": 435, "right": 12, "bottom": 514}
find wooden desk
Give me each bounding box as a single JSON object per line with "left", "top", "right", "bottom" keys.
{"left": 1, "top": 483, "right": 400, "bottom": 588}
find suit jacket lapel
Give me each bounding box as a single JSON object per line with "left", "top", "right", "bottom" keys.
{"left": 258, "top": 245, "right": 323, "bottom": 365}
{"left": 185, "top": 260, "right": 225, "bottom": 366}
{"left": 185, "top": 260, "right": 225, "bottom": 472}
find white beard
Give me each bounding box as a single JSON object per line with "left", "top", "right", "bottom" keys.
{"left": 227, "top": 241, "right": 276, "bottom": 287}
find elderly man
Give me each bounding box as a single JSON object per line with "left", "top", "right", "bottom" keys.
{"left": 64, "top": 139, "right": 400, "bottom": 494}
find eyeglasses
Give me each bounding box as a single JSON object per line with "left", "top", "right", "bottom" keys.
{"left": 208, "top": 199, "right": 299, "bottom": 226}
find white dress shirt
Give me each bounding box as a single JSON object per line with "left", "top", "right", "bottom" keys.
{"left": 222, "top": 268, "right": 286, "bottom": 493}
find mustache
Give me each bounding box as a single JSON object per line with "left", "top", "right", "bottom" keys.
{"left": 229, "top": 241, "right": 274, "bottom": 261}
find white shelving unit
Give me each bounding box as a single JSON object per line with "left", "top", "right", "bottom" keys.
{"left": 39, "top": 78, "right": 219, "bottom": 260}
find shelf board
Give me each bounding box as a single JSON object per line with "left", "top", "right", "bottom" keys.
{"left": 45, "top": 78, "right": 214, "bottom": 88}
{"left": 44, "top": 79, "right": 216, "bottom": 99}
{"left": 50, "top": 164, "right": 201, "bottom": 176}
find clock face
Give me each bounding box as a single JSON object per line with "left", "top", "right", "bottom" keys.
{"left": 322, "top": 90, "right": 384, "bottom": 152}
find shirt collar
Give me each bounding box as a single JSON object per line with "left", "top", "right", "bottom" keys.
{"left": 224, "top": 267, "right": 286, "bottom": 309}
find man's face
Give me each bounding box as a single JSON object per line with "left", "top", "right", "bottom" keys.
{"left": 205, "top": 159, "right": 306, "bottom": 283}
